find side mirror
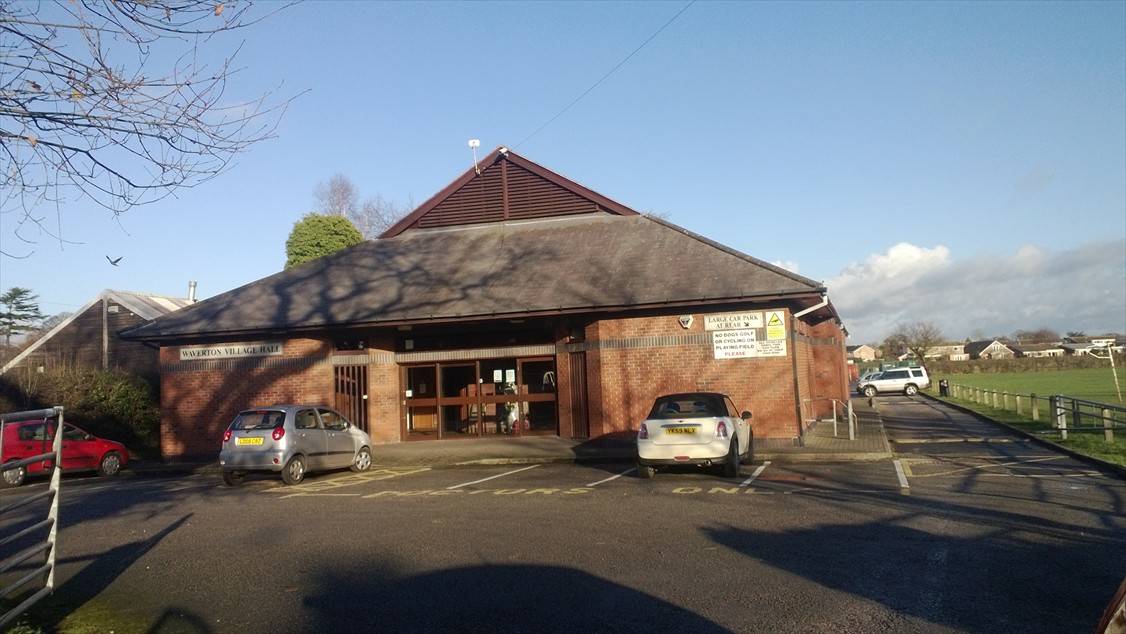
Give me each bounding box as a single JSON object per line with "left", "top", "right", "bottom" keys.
{"left": 741, "top": 411, "right": 752, "bottom": 421}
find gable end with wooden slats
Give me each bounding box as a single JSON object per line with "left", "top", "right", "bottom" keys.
{"left": 382, "top": 148, "right": 639, "bottom": 236}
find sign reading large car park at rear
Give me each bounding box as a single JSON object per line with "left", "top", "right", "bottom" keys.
{"left": 705, "top": 312, "right": 763, "bottom": 330}
{"left": 179, "top": 341, "right": 283, "bottom": 361}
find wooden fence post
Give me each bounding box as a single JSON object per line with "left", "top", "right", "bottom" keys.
{"left": 1103, "top": 408, "right": 1114, "bottom": 443}
{"left": 1016, "top": 395, "right": 1023, "bottom": 416}
{"left": 1003, "top": 392, "right": 1010, "bottom": 410}
{"left": 1031, "top": 394, "right": 1039, "bottom": 422}
{"left": 992, "top": 390, "right": 999, "bottom": 409}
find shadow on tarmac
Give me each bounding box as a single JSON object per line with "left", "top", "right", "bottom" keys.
{"left": 303, "top": 563, "right": 730, "bottom": 633}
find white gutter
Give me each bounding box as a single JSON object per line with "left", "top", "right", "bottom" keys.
{"left": 792, "top": 294, "right": 829, "bottom": 319}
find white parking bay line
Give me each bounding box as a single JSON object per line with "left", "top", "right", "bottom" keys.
{"left": 893, "top": 459, "right": 910, "bottom": 489}
{"left": 446, "top": 465, "right": 540, "bottom": 490}
{"left": 739, "top": 461, "right": 771, "bottom": 488}
{"left": 586, "top": 467, "right": 636, "bottom": 487}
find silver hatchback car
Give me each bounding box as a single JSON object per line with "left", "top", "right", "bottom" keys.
{"left": 219, "top": 405, "right": 373, "bottom": 486}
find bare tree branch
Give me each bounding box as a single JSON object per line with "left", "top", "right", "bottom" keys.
{"left": 0, "top": 0, "right": 300, "bottom": 256}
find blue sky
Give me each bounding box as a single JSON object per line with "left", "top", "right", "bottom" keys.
{"left": 2, "top": 1, "right": 1124, "bottom": 342}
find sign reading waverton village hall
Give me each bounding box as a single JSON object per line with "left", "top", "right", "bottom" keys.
{"left": 179, "top": 341, "right": 283, "bottom": 361}
{"left": 709, "top": 311, "right": 787, "bottom": 359}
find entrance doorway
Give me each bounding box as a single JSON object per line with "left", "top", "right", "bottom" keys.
{"left": 402, "top": 357, "right": 558, "bottom": 440}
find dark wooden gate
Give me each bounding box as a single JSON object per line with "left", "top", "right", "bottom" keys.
{"left": 334, "top": 365, "right": 369, "bottom": 433}
{"left": 568, "top": 352, "right": 589, "bottom": 438}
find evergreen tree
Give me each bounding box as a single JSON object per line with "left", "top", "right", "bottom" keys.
{"left": 0, "top": 287, "right": 45, "bottom": 347}
{"left": 284, "top": 213, "right": 364, "bottom": 269}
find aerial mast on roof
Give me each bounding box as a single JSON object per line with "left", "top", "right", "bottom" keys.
{"left": 467, "top": 139, "right": 481, "bottom": 175}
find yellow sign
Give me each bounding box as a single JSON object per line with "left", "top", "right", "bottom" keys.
{"left": 766, "top": 311, "right": 785, "bottom": 340}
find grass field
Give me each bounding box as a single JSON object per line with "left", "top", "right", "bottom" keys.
{"left": 924, "top": 367, "right": 1126, "bottom": 466}
{"left": 934, "top": 368, "right": 1124, "bottom": 404}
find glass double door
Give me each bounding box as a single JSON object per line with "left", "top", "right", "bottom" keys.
{"left": 404, "top": 358, "right": 557, "bottom": 440}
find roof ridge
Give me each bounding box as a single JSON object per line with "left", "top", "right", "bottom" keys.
{"left": 639, "top": 215, "right": 824, "bottom": 290}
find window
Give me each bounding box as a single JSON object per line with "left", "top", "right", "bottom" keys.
{"left": 882, "top": 370, "right": 909, "bottom": 380}
{"left": 17, "top": 423, "right": 48, "bottom": 442}
{"left": 318, "top": 409, "right": 348, "bottom": 432}
{"left": 63, "top": 425, "right": 88, "bottom": 441}
{"left": 295, "top": 410, "right": 319, "bottom": 430}
{"left": 232, "top": 410, "right": 286, "bottom": 430}
{"left": 724, "top": 397, "right": 741, "bottom": 418}
{"left": 648, "top": 395, "right": 726, "bottom": 419}
{"left": 909, "top": 369, "right": 924, "bottom": 378}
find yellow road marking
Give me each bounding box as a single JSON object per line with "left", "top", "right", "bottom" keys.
{"left": 265, "top": 467, "right": 430, "bottom": 494}
{"left": 911, "top": 456, "right": 1064, "bottom": 479}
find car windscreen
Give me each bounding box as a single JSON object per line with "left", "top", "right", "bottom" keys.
{"left": 231, "top": 410, "right": 286, "bottom": 431}
{"left": 648, "top": 395, "right": 726, "bottom": 419}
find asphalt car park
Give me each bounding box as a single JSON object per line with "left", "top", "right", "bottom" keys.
{"left": 2, "top": 396, "right": 1124, "bottom": 633}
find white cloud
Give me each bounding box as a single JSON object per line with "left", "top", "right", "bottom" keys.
{"left": 771, "top": 260, "right": 800, "bottom": 274}
{"left": 830, "top": 239, "right": 1126, "bottom": 344}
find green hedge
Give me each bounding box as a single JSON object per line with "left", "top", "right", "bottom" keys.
{"left": 0, "top": 368, "right": 159, "bottom": 457}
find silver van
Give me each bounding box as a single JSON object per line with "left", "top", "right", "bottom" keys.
{"left": 857, "top": 367, "right": 930, "bottom": 396}
{"left": 219, "top": 405, "right": 372, "bottom": 486}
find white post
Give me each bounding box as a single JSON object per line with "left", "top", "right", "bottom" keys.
{"left": 832, "top": 400, "right": 839, "bottom": 437}
{"left": 1016, "top": 395, "right": 1023, "bottom": 416}
{"left": 848, "top": 400, "right": 856, "bottom": 441}
{"left": 1053, "top": 396, "right": 1067, "bottom": 440}
{"left": 1031, "top": 395, "right": 1039, "bottom": 422}
{"left": 1103, "top": 408, "right": 1114, "bottom": 443}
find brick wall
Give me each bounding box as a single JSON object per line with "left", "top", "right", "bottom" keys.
{"left": 584, "top": 310, "right": 803, "bottom": 443}
{"left": 364, "top": 334, "right": 400, "bottom": 445}
{"left": 159, "top": 338, "right": 333, "bottom": 458}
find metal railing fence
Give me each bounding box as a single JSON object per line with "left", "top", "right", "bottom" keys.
{"left": 0, "top": 407, "right": 63, "bottom": 630}
{"left": 945, "top": 384, "right": 1123, "bottom": 442}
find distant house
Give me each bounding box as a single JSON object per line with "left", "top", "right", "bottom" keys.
{"left": 926, "top": 343, "right": 967, "bottom": 360}
{"left": 847, "top": 344, "right": 879, "bottom": 362}
{"left": 964, "top": 340, "right": 1017, "bottom": 360}
{"left": 1013, "top": 343, "right": 1065, "bottom": 358}
{"left": 1061, "top": 334, "right": 1125, "bottom": 354}
{"left": 0, "top": 289, "right": 191, "bottom": 382}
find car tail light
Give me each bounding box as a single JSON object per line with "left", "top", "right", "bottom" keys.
{"left": 272, "top": 427, "right": 285, "bottom": 441}
{"left": 223, "top": 429, "right": 232, "bottom": 443}
{"left": 716, "top": 420, "right": 729, "bottom": 439}
{"left": 638, "top": 423, "right": 649, "bottom": 440}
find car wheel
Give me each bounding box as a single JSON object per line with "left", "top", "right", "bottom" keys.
{"left": 98, "top": 451, "right": 122, "bottom": 477}
{"left": 904, "top": 384, "right": 919, "bottom": 396}
{"left": 351, "top": 446, "right": 372, "bottom": 473}
{"left": 637, "top": 462, "right": 655, "bottom": 479}
{"left": 863, "top": 386, "right": 877, "bottom": 397}
{"left": 281, "top": 455, "right": 306, "bottom": 486}
{"left": 1, "top": 462, "right": 26, "bottom": 488}
{"left": 222, "top": 470, "right": 245, "bottom": 487}
{"left": 722, "top": 441, "right": 739, "bottom": 478}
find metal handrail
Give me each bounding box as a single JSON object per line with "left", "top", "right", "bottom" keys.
{"left": 0, "top": 406, "right": 63, "bottom": 630}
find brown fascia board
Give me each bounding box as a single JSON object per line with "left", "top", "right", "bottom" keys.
{"left": 379, "top": 147, "right": 640, "bottom": 238}
{"left": 124, "top": 289, "right": 826, "bottom": 344}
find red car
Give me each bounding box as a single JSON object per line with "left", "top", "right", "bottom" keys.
{"left": 1, "top": 419, "right": 128, "bottom": 487}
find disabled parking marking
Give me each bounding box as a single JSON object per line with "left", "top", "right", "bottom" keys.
{"left": 266, "top": 467, "right": 431, "bottom": 497}
{"left": 739, "top": 461, "right": 771, "bottom": 488}
{"left": 445, "top": 465, "right": 540, "bottom": 490}
{"left": 586, "top": 467, "right": 636, "bottom": 487}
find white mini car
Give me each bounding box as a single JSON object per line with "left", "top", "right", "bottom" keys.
{"left": 636, "top": 393, "right": 753, "bottom": 479}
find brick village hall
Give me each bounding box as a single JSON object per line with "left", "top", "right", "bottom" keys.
{"left": 122, "top": 147, "right": 849, "bottom": 459}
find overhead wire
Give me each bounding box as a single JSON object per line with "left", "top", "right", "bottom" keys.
{"left": 514, "top": 0, "right": 697, "bottom": 149}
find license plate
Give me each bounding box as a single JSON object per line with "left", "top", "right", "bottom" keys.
{"left": 665, "top": 427, "right": 697, "bottom": 435}
{"left": 236, "top": 437, "right": 264, "bottom": 446}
